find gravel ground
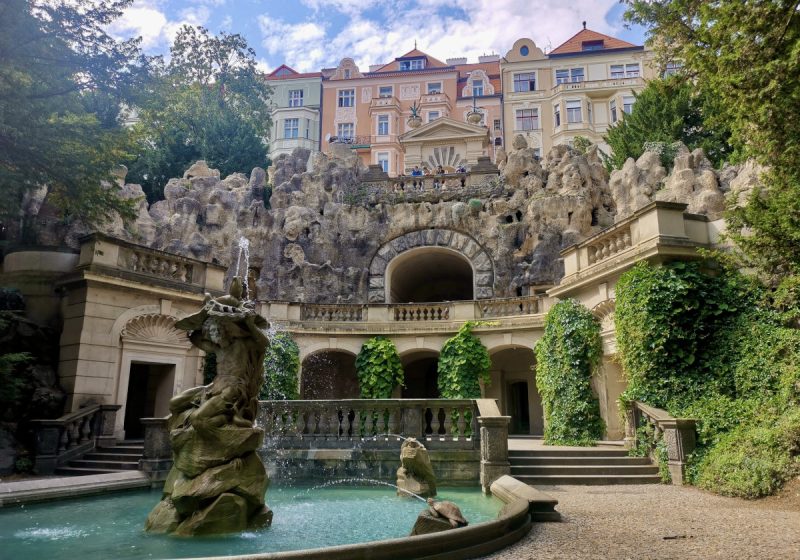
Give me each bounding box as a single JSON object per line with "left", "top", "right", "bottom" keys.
{"left": 479, "top": 483, "right": 800, "bottom": 560}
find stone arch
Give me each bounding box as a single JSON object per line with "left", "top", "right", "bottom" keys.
{"left": 367, "top": 229, "right": 495, "bottom": 303}
{"left": 592, "top": 299, "right": 615, "bottom": 333}
{"left": 300, "top": 348, "right": 360, "bottom": 399}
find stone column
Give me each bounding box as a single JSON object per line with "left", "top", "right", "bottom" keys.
{"left": 478, "top": 415, "right": 511, "bottom": 494}
{"left": 31, "top": 422, "right": 61, "bottom": 475}
{"left": 96, "top": 404, "right": 121, "bottom": 448}
{"left": 140, "top": 417, "right": 173, "bottom": 482}
{"left": 662, "top": 419, "right": 696, "bottom": 485}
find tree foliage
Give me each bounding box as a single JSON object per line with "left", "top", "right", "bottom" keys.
{"left": 126, "top": 26, "right": 271, "bottom": 202}
{"left": 624, "top": 0, "right": 800, "bottom": 295}
{"left": 355, "top": 337, "right": 404, "bottom": 399}
{"left": 603, "top": 77, "right": 732, "bottom": 170}
{"left": 535, "top": 299, "right": 605, "bottom": 446}
{"left": 260, "top": 331, "right": 300, "bottom": 400}
{"left": 0, "top": 0, "right": 149, "bottom": 225}
{"left": 437, "top": 322, "right": 491, "bottom": 399}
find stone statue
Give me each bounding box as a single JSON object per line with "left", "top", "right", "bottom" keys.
{"left": 396, "top": 437, "right": 437, "bottom": 498}
{"left": 145, "top": 277, "right": 273, "bottom": 536}
{"left": 427, "top": 498, "right": 468, "bottom": 528}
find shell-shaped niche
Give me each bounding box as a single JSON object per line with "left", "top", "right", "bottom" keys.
{"left": 121, "top": 314, "right": 189, "bottom": 346}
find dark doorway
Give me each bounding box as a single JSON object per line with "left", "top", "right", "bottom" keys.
{"left": 402, "top": 356, "right": 440, "bottom": 398}
{"left": 301, "top": 351, "right": 360, "bottom": 399}
{"left": 388, "top": 248, "right": 474, "bottom": 303}
{"left": 509, "top": 381, "right": 531, "bottom": 434}
{"left": 123, "top": 363, "right": 175, "bottom": 439}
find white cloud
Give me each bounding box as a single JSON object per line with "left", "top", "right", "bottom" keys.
{"left": 257, "top": 0, "right": 622, "bottom": 72}
{"left": 108, "top": 0, "right": 211, "bottom": 52}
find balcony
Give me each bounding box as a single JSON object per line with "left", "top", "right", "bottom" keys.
{"left": 420, "top": 92, "right": 451, "bottom": 106}
{"left": 369, "top": 96, "right": 400, "bottom": 111}
{"left": 552, "top": 77, "right": 644, "bottom": 97}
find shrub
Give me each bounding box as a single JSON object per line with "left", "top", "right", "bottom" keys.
{"left": 261, "top": 331, "right": 300, "bottom": 400}
{"left": 437, "top": 322, "right": 491, "bottom": 399}
{"left": 535, "top": 299, "right": 605, "bottom": 446}
{"left": 355, "top": 337, "right": 403, "bottom": 399}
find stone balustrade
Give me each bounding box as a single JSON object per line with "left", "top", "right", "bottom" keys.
{"left": 300, "top": 303, "right": 365, "bottom": 322}
{"left": 391, "top": 303, "right": 451, "bottom": 321}
{"left": 30, "top": 404, "right": 120, "bottom": 474}
{"left": 478, "top": 295, "right": 539, "bottom": 318}
{"left": 624, "top": 400, "right": 696, "bottom": 485}
{"left": 586, "top": 226, "right": 632, "bottom": 265}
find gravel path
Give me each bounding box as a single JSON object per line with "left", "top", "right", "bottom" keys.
{"left": 479, "top": 483, "right": 800, "bottom": 560}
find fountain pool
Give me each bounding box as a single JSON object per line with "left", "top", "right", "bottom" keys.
{"left": 0, "top": 485, "right": 501, "bottom": 559}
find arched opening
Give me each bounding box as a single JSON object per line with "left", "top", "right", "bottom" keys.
{"left": 300, "top": 351, "right": 360, "bottom": 399}
{"left": 401, "top": 350, "right": 440, "bottom": 398}
{"left": 486, "top": 347, "right": 543, "bottom": 436}
{"left": 386, "top": 247, "right": 473, "bottom": 303}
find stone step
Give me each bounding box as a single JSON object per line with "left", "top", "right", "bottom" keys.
{"left": 509, "top": 448, "right": 630, "bottom": 458}
{"left": 54, "top": 466, "right": 137, "bottom": 476}
{"left": 107, "top": 445, "right": 144, "bottom": 453}
{"left": 121, "top": 439, "right": 145, "bottom": 444}
{"left": 511, "top": 464, "right": 659, "bottom": 476}
{"left": 509, "top": 456, "right": 652, "bottom": 466}
{"left": 516, "top": 474, "right": 662, "bottom": 485}
{"left": 68, "top": 459, "right": 140, "bottom": 471}
{"left": 84, "top": 451, "right": 142, "bottom": 462}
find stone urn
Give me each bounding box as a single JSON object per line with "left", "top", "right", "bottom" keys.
{"left": 466, "top": 110, "right": 483, "bottom": 125}
{"left": 407, "top": 115, "right": 422, "bottom": 129}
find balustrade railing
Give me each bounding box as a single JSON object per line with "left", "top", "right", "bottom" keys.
{"left": 30, "top": 404, "right": 120, "bottom": 474}
{"left": 118, "top": 246, "right": 195, "bottom": 283}
{"left": 300, "top": 303, "right": 365, "bottom": 322}
{"left": 478, "top": 295, "right": 540, "bottom": 317}
{"left": 259, "top": 399, "right": 479, "bottom": 449}
{"left": 390, "top": 303, "right": 451, "bottom": 321}
{"left": 587, "top": 226, "right": 632, "bottom": 265}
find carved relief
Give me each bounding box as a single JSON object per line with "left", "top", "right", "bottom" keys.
{"left": 361, "top": 87, "right": 372, "bottom": 103}
{"left": 399, "top": 84, "right": 421, "bottom": 100}
{"left": 121, "top": 314, "right": 190, "bottom": 347}
{"left": 592, "top": 299, "right": 616, "bottom": 333}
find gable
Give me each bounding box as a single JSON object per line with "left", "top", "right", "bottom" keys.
{"left": 400, "top": 117, "right": 488, "bottom": 142}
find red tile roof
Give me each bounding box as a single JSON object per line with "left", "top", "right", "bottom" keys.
{"left": 373, "top": 48, "right": 449, "bottom": 72}
{"left": 265, "top": 64, "right": 322, "bottom": 80}
{"left": 549, "top": 28, "right": 638, "bottom": 55}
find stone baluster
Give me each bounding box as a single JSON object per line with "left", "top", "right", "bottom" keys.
{"left": 329, "top": 408, "right": 341, "bottom": 438}
{"left": 363, "top": 408, "right": 374, "bottom": 437}
{"left": 457, "top": 407, "right": 467, "bottom": 438}
{"left": 317, "top": 407, "right": 330, "bottom": 439}
{"left": 442, "top": 407, "right": 453, "bottom": 437}
{"left": 350, "top": 408, "right": 361, "bottom": 438}
{"left": 388, "top": 407, "right": 400, "bottom": 435}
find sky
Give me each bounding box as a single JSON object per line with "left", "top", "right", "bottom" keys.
{"left": 108, "top": 0, "right": 649, "bottom": 73}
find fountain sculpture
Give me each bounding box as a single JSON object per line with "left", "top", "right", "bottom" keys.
{"left": 145, "top": 277, "right": 273, "bottom": 536}
{"left": 396, "top": 437, "right": 437, "bottom": 498}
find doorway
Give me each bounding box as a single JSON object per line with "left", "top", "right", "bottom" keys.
{"left": 508, "top": 381, "right": 531, "bottom": 434}
{"left": 123, "top": 362, "right": 176, "bottom": 439}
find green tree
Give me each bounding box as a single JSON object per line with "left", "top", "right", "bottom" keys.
{"left": 260, "top": 332, "right": 300, "bottom": 400}
{"left": 0, "top": 0, "right": 149, "bottom": 226}
{"left": 603, "top": 77, "right": 731, "bottom": 170}
{"left": 355, "top": 337, "right": 404, "bottom": 399}
{"left": 437, "top": 322, "right": 490, "bottom": 399}
{"left": 127, "top": 26, "right": 271, "bottom": 202}
{"left": 624, "top": 0, "right": 800, "bottom": 293}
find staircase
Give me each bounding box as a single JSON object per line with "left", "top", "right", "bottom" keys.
{"left": 509, "top": 445, "right": 662, "bottom": 485}
{"left": 55, "top": 440, "right": 144, "bottom": 476}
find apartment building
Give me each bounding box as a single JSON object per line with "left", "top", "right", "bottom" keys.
{"left": 320, "top": 49, "right": 502, "bottom": 176}
{"left": 265, "top": 65, "right": 322, "bottom": 161}
{"left": 501, "top": 26, "right": 656, "bottom": 156}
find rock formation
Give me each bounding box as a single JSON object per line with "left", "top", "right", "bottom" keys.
{"left": 145, "top": 278, "right": 272, "bottom": 536}
{"left": 396, "top": 437, "right": 437, "bottom": 498}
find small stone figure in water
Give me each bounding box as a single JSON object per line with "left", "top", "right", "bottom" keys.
{"left": 427, "top": 498, "right": 468, "bottom": 528}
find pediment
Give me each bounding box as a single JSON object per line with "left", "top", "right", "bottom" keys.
{"left": 400, "top": 117, "right": 488, "bottom": 142}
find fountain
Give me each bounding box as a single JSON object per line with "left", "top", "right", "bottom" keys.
{"left": 396, "top": 437, "right": 437, "bottom": 498}
{"left": 145, "top": 276, "right": 273, "bottom": 536}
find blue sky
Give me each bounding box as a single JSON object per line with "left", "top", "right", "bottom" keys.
{"left": 109, "top": 0, "right": 649, "bottom": 73}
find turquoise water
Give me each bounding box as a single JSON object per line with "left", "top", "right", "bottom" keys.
{"left": 0, "top": 484, "right": 500, "bottom": 559}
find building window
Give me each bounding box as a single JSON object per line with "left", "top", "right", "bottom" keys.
{"left": 664, "top": 61, "right": 682, "bottom": 77}
{"left": 377, "top": 152, "right": 389, "bottom": 172}
{"left": 284, "top": 118, "right": 299, "bottom": 139}
{"left": 377, "top": 114, "right": 389, "bottom": 135}
{"left": 494, "top": 137, "right": 503, "bottom": 146}
{"left": 566, "top": 99, "right": 582, "bottom": 123}
{"left": 379, "top": 86, "right": 393, "bottom": 98}
{"left": 610, "top": 99, "right": 618, "bottom": 123}
{"left": 493, "top": 118, "right": 501, "bottom": 131}
{"left": 587, "top": 102, "right": 593, "bottom": 124}
{"left": 343, "top": 69, "right": 351, "bottom": 79}
{"left": 554, "top": 103, "right": 561, "bottom": 126}
{"left": 427, "top": 82, "right": 442, "bottom": 94}
{"left": 623, "top": 95, "right": 635, "bottom": 114}
{"left": 582, "top": 40, "right": 604, "bottom": 51}
{"left": 427, "top": 111, "right": 440, "bottom": 123}
{"left": 513, "top": 72, "right": 536, "bottom": 92}
{"left": 626, "top": 63, "right": 640, "bottom": 78}
{"left": 472, "top": 79, "right": 484, "bottom": 96}
{"left": 400, "top": 59, "right": 424, "bottom": 70}
{"left": 337, "top": 122, "right": 354, "bottom": 139}
{"left": 520, "top": 45, "right": 529, "bottom": 56}
{"left": 555, "top": 69, "right": 569, "bottom": 85}
{"left": 288, "top": 89, "right": 303, "bottom": 107}
{"left": 610, "top": 64, "right": 624, "bottom": 79}
{"left": 515, "top": 108, "right": 539, "bottom": 131}
{"left": 305, "top": 118, "right": 310, "bottom": 139}
{"left": 338, "top": 89, "right": 354, "bottom": 107}
{"left": 570, "top": 68, "right": 584, "bottom": 83}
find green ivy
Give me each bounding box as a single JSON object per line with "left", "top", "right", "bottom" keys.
{"left": 260, "top": 331, "right": 300, "bottom": 400}
{"left": 535, "top": 299, "right": 605, "bottom": 446}
{"left": 437, "top": 322, "right": 491, "bottom": 398}
{"left": 355, "top": 336, "right": 404, "bottom": 399}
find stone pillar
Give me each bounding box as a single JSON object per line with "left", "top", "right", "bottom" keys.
{"left": 662, "top": 419, "right": 696, "bottom": 485}
{"left": 140, "top": 417, "right": 173, "bottom": 482}
{"left": 31, "top": 422, "right": 61, "bottom": 475}
{"left": 96, "top": 404, "right": 121, "bottom": 448}
{"left": 478, "top": 415, "right": 511, "bottom": 494}
{"left": 623, "top": 406, "right": 637, "bottom": 450}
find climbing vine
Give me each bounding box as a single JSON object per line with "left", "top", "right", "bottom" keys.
{"left": 355, "top": 336, "right": 404, "bottom": 398}
{"left": 535, "top": 299, "right": 605, "bottom": 446}
{"left": 260, "top": 331, "right": 300, "bottom": 400}
{"left": 437, "top": 322, "right": 491, "bottom": 398}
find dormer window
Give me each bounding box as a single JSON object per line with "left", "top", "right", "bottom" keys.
{"left": 274, "top": 67, "right": 292, "bottom": 77}
{"left": 343, "top": 69, "right": 351, "bottom": 79}
{"left": 400, "top": 58, "right": 425, "bottom": 71}
{"left": 582, "top": 40, "right": 604, "bottom": 51}
{"left": 472, "top": 79, "right": 484, "bottom": 96}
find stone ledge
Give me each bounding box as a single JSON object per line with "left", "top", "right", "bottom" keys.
{"left": 490, "top": 475, "right": 561, "bottom": 522}
{"left": 0, "top": 471, "right": 151, "bottom": 507}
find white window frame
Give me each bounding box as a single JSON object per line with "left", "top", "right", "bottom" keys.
{"left": 610, "top": 99, "right": 618, "bottom": 123}
{"left": 515, "top": 108, "right": 538, "bottom": 131}
{"left": 377, "top": 152, "right": 390, "bottom": 173}
{"left": 610, "top": 64, "right": 624, "bottom": 79}
{"left": 427, "top": 82, "right": 442, "bottom": 94}
{"left": 493, "top": 118, "right": 501, "bottom": 131}
{"left": 625, "top": 63, "right": 640, "bottom": 78}
{"left": 336, "top": 122, "right": 354, "bottom": 139}
{"left": 338, "top": 89, "right": 355, "bottom": 107}
{"left": 623, "top": 95, "right": 635, "bottom": 114}
{"left": 554, "top": 103, "right": 561, "bottom": 126}
{"left": 555, "top": 69, "right": 569, "bottom": 85}
{"left": 513, "top": 72, "right": 536, "bottom": 92}
{"left": 288, "top": 89, "right": 303, "bottom": 107}
{"left": 472, "top": 79, "right": 484, "bottom": 97}
{"left": 400, "top": 59, "right": 424, "bottom": 71}
{"left": 284, "top": 118, "right": 299, "bottom": 139}
{"left": 377, "top": 114, "right": 389, "bottom": 135}
{"left": 427, "top": 111, "right": 440, "bottom": 123}
{"left": 570, "top": 67, "right": 585, "bottom": 83}
{"left": 378, "top": 86, "right": 393, "bottom": 98}
{"left": 566, "top": 99, "right": 582, "bottom": 123}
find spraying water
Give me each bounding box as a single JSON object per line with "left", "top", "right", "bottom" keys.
{"left": 298, "top": 478, "right": 428, "bottom": 503}
{"left": 234, "top": 237, "right": 251, "bottom": 300}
